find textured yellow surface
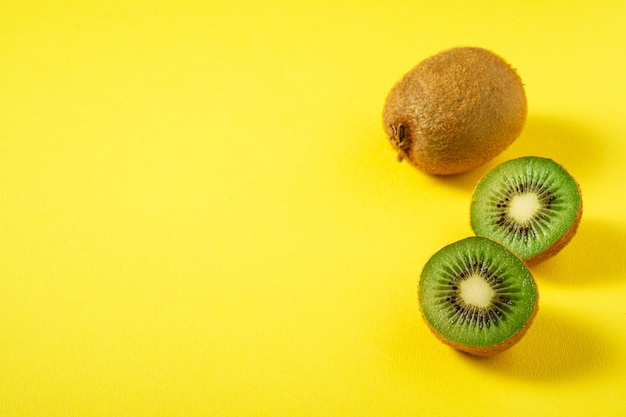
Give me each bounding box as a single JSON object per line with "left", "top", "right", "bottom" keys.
{"left": 1, "top": 1, "right": 625, "bottom": 416}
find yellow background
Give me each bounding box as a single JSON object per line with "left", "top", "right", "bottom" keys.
{"left": 1, "top": 1, "right": 625, "bottom": 416}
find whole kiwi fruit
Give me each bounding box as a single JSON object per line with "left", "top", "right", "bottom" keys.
{"left": 383, "top": 47, "right": 527, "bottom": 175}
{"left": 419, "top": 236, "right": 538, "bottom": 356}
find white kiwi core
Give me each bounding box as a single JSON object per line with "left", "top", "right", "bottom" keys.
{"left": 459, "top": 275, "right": 495, "bottom": 308}
{"left": 508, "top": 193, "right": 541, "bottom": 223}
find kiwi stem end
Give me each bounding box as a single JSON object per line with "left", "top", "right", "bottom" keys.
{"left": 389, "top": 124, "right": 411, "bottom": 163}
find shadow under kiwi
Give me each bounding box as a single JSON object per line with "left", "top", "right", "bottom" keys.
{"left": 530, "top": 217, "right": 626, "bottom": 288}
{"left": 432, "top": 113, "right": 604, "bottom": 192}
{"left": 457, "top": 304, "right": 614, "bottom": 383}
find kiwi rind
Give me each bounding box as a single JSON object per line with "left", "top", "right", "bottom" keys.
{"left": 419, "top": 237, "right": 538, "bottom": 356}
{"left": 470, "top": 157, "right": 582, "bottom": 265}
{"left": 383, "top": 46, "right": 527, "bottom": 175}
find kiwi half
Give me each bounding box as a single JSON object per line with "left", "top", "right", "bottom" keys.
{"left": 419, "top": 237, "right": 538, "bottom": 356}
{"left": 383, "top": 47, "right": 527, "bottom": 175}
{"left": 470, "top": 157, "right": 582, "bottom": 265}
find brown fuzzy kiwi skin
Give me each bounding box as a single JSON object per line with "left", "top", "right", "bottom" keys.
{"left": 383, "top": 47, "right": 527, "bottom": 175}
{"left": 524, "top": 182, "right": 583, "bottom": 266}
{"left": 418, "top": 242, "right": 539, "bottom": 356}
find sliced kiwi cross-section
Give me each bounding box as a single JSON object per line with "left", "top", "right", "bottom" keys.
{"left": 470, "top": 156, "right": 582, "bottom": 265}
{"left": 419, "top": 236, "right": 538, "bottom": 356}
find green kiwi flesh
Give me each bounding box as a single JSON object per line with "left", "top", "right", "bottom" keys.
{"left": 419, "top": 237, "right": 538, "bottom": 356}
{"left": 471, "top": 157, "right": 582, "bottom": 265}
